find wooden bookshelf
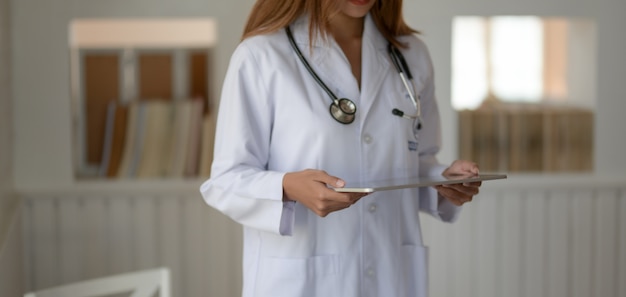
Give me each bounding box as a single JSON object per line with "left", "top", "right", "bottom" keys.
{"left": 138, "top": 53, "right": 173, "bottom": 100}
{"left": 77, "top": 48, "right": 215, "bottom": 180}
{"left": 458, "top": 104, "right": 594, "bottom": 172}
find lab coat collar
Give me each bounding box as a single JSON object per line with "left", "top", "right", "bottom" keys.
{"left": 359, "top": 14, "right": 392, "bottom": 120}
{"left": 288, "top": 13, "right": 392, "bottom": 121}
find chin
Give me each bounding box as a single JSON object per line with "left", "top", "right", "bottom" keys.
{"left": 342, "top": 0, "right": 376, "bottom": 18}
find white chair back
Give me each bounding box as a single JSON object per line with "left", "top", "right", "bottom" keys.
{"left": 23, "top": 267, "right": 171, "bottom": 297}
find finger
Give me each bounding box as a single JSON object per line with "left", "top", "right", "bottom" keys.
{"left": 443, "top": 183, "right": 480, "bottom": 196}
{"left": 435, "top": 186, "right": 460, "bottom": 204}
{"left": 316, "top": 205, "right": 345, "bottom": 217}
{"left": 318, "top": 192, "right": 368, "bottom": 216}
{"left": 461, "top": 160, "right": 480, "bottom": 173}
{"left": 436, "top": 186, "right": 473, "bottom": 206}
{"left": 312, "top": 198, "right": 350, "bottom": 217}
{"left": 348, "top": 192, "right": 368, "bottom": 204}
{"left": 459, "top": 162, "right": 479, "bottom": 175}
{"left": 330, "top": 192, "right": 358, "bottom": 204}
{"left": 315, "top": 195, "right": 360, "bottom": 217}
{"left": 462, "top": 181, "right": 482, "bottom": 187}
{"left": 318, "top": 188, "right": 361, "bottom": 205}
{"left": 451, "top": 160, "right": 480, "bottom": 175}
{"left": 312, "top": 171, "right": 346, "bottom": 188}
{"left": 466, "top": 161, "right": 480, "bottom": 175}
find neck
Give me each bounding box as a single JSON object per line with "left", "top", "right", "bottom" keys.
{"left": 329, "top": 15, "right": 365, "bottom": 42}
{"left": 327, "top": 14, "right": 365, "bottom": 89}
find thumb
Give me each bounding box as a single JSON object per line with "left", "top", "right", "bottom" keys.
{"left": 448, "top": 160, "right": 479, "bottom": 175}
{"left": 315, "top": 171, "right": 345, "bottom": 188}
{"left": 459, "top": 160, "right": 479, "bottom": 174}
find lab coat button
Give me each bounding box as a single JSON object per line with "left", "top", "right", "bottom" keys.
{"left": 366, "top": 267, "right": 375, "bottom": 276}
{"left": 368, "top": 203, "right": 377, "bottom": 213}
{"left": 363, "top": 134, "right": 372, "bottom": 144}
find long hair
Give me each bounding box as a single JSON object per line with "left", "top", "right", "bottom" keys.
{"left": 242, "top": 0, "right": 417, "bottom": 48}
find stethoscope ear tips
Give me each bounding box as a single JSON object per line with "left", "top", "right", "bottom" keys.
{"left": 392, "top": 108, "right": 404, "bottom": 117}
{"left": 330, "top": 98, "right": 357, "bottom": 124}
{"left": 392, "top": 108, "right": 422, "bottom": 130}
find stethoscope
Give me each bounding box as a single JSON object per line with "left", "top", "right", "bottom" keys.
{"left": 285, "top": 26, "right": 422, "bottom": 130}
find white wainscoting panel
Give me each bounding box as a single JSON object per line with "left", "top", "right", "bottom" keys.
{"left": 421, "top": 176, "right": 626, "bottom": 297}
{"left": 20, "top": 177, "right": 626, "bottom": 297}
{"left": 21, "top": 183, "right": 243, "bottom": 297}
{"left": 0, "top": 204, "right": 24, "bottom": 297}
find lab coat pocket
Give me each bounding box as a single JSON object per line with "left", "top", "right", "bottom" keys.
{"left": 401, "top": 245, "right": 429, "bottom": 297}
{"left": 255, "top": 255, "right": 340, "bottom": 297}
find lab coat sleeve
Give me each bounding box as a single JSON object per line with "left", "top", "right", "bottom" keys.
{"left": 199, "top": 42, "right": 295, "bottom": 236}
{"left": 415, "top": 46, "right": 462, "bottom": 223}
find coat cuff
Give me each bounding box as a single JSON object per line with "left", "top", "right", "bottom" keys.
{"left": 279, "top": 200, "right": 296, "bottom": 236}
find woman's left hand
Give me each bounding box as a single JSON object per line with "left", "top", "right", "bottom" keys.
{"left": 434, "top": 160, "right": 481, "bottom": 206}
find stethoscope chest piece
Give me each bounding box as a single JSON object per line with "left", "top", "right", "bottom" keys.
{"left": 330, "top": 98, "right": 357, "bottom": 124}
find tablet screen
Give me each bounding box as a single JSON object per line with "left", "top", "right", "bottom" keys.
{"left": 332, "top": 174, "right": 507, "bottom": 193}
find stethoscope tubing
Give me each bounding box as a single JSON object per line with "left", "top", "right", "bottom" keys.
{"left": 387, "top": 43, "right": 420, "bottom": 118}
{"left": 286, "top": 26, "right": 340, "bottom": 105}
{"left": 285, "top": 25, "right": 421, "bottom": 128}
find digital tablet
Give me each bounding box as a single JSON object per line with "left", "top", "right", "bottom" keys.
{"left": 332, "top": 174, "right": 507, "bottom": 193}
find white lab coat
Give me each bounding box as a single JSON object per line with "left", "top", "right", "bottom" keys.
{"left": 200, "top": 14, "right": 461, "bottom": 297}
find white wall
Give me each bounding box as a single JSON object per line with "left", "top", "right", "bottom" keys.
{"left": 1, "top": 0, "right": 23, "bottom": 295}
{"left": 1, "top": 0, "right": 13, "bottom": 197}
{"left": 11, "top": 0, "right": 626, "bottom": 189}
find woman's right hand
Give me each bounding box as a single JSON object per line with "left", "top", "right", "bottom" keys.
{"left": 283, "top": 169, "right": 367, "bottom": 217}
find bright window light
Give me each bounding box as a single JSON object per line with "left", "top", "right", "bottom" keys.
{"left": 451, "top": 16, "right": 595, "bottom": 110}
{"left": 490, "top": 17, "right": 543, "bottom": 102}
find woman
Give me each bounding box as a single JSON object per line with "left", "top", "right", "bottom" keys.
{"left": 200, "top": 0, "right": 481, "bottom": 296}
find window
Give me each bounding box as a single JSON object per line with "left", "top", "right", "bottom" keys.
{"left": 452, "top": 16, "right": 596, "bottom": 172}
{"left": 70, "top": 19, "right": 217, "bottom": 179}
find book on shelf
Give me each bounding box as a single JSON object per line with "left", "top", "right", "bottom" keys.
{"left": 166, "top": 100, "right": 194, "bottom": 178}
{"left": 575, "top": 109, "right": 593, "bottom": 171}
{"left": 525, "top": 108, "right": 545, "bottom": 171}
{"left": 98, "top": 101, "right": 117, "bottom": 177}
{"left": 472, "top": 108, "right": 503, "bottom": 172}
{"left": 115, "top": 101, "right": 137, "bottom": 178}
{"left": 116, "top": 101, "right": 147, "bottom": 178}
{"left": 457, "top": 104, "right": 593, "bottom": 173}
{"left": 542, "top": 108, "right": 562, "bottom": 172}
{"left": 127, "top": 103, "right": 149, "bottom": 177}
{"left": 457, "top": 110, "right": 473, "bottom": 162}
{"left": 545, "top": 107, "right": 593, "bottom": 172}
{"left": 107, "top": 104, "right": 129, "bottom": 177}
{"left": 184, "top": 99, "right": 205, "bottom": 177}
{"left": 136, "top": 100, "right": 173, "bottom": 178}
{"left": 97, "top": 98, "right": 215, "bottom": 179}
{"left": 506, "top": 106, "right": 544, "bottom": 172}
{"left": 98, "top": 101, "right": 129, "bottom": 177}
